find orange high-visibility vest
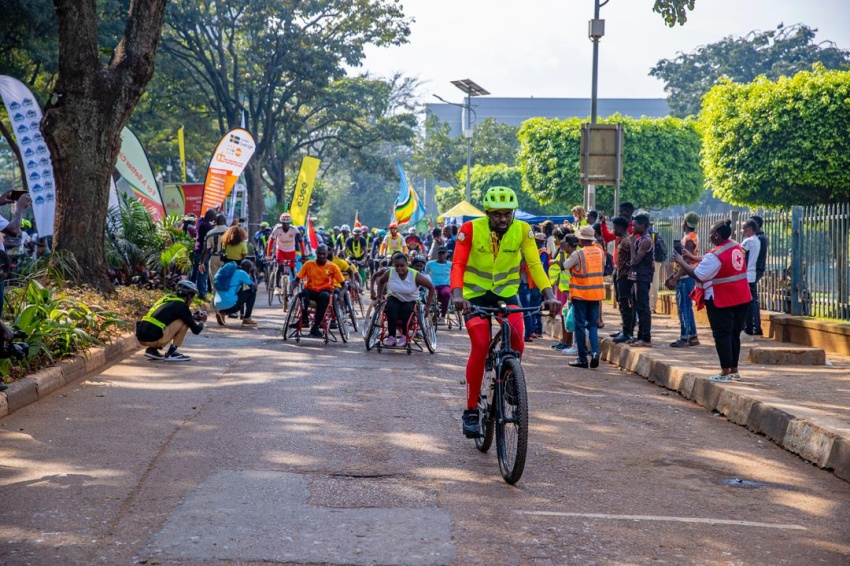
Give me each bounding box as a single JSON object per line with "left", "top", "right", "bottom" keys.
{"left": 569, "top": 245, "right": 605, "bottom": 301}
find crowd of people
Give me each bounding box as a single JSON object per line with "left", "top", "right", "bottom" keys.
{"left": 136, "top": 187, "right": 769, "bottom": 430}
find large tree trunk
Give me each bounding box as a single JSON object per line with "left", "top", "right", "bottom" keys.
{"left": 243, "top": 158, "right": 265, "bottom": 228}
{"left": 41, "top": 0, "right": 167, "bottom": 291}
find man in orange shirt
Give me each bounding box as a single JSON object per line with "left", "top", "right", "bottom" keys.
{"left": 290, "top": 245, "right": 344, "bottom": 338}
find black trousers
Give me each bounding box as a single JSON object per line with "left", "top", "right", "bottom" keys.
{"left": 706, "top": 299, "right": 750, "bottom": 369}
{"left": 616, "top": 277, "right": 634, "bottom": 336}
{"left": 220, "top": 287, "right": 256, "bottom": 318}
{"left": 302, "top": 288, "right": 331, "bottom": 329}
{"left": 634, "top": 280, "right": 652, "bottom": 342}
{"left": 385, "top": 295, "right": 415, "bottom": 337}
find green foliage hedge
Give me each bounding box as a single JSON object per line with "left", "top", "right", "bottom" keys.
{"left": 517, "top": 114, "right": 703, "bottom": 212}
{"left": 700, "top": 66, "right": 850, "bottom": 207}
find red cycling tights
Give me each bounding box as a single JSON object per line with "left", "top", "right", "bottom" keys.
{"left": 465, "top": 311, "right": 525, "bottom": 409}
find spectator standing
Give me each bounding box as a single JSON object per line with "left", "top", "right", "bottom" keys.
{"left": 611, "top": 217, "right": 635, "bottom": 343}
{"left": 749, "top": 215, "right": 768, "bottom": 336}
{"left": 428, "top": 227, "right": 445, "bottom": 260}
{"left": 741, "top": 219, "right": 762, "bottom": 339}
{"left": 563, "top": 226, "right": 605, "bottom": 369}
{"left": 673, "top": 220, "right": 752, "bottom": 382}
{"left": 0, "top": 191, "right": 32, "bottom": 317}
{"left": 549, "top": 235, "right": 577, "bottom": 353}
{"left": 201, "top": 214, "right": 228, "bottom": 285}
{"left": 629, "top": 214, "right": 654, "bottom": 347}
{"left": 191, "top": 209, "right": 217, "bottom": 300}
{"left": 213, "top": 259, "right": 258, "bottom": 327}
{"left": 665, "top": 212, "right": 700, "bottom": 347}
{"left": 221, "top": 224, "right": 248, "bottom": 264}
{"left": 571, "top": 205, "right": 588, "bottom": 228}
{"left": 541, "top": 220, "right": 557, "bottom": 257}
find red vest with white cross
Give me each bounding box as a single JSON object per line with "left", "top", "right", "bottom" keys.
{"left": 710, "top": 240, "right": 752, "bottom": 308}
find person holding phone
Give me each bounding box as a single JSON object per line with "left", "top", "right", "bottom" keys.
{"left": 0, "top": 190, "right": 33, "bottom": 317}
{"left": 665, "top": 212, "right": 701, "bottom": 347}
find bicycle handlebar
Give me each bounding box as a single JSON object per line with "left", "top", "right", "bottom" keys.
{"left": 469, "top": 304, "right": 542, "bottom": 316}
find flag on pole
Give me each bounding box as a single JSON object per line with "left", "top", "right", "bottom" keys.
{"left": 177, "top": 126, "right": 187, "bottom": 182}
{"left": 289, "top": 156, "right": 321, "bottom": 227}
{"left": 307, "top": 211, "right": 319, "bottom": 250}
{"left": 394, "top": 161, "right": 425, "bottom": 226}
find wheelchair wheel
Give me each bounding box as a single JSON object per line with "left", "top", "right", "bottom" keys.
{"left": 334, "top": 300, "right": 349, "bottom": 343}
{"left": 283, "top": 294, "right": 303, "bottom": 342}
{"left": 364, "top": 301, "right": 382, "bottom": 351}
{"left": 418, "top": 305, "right": 436, "bottom": 354}
{"left": 345, "top": 291, "right": 359, "bottom": 333}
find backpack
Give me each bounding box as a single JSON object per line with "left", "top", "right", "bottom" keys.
{"left": 653, "top": 233, "right": 668, "bottom": 263}
{"left": 213, "top": 261, "right": 237, "bottom": 292}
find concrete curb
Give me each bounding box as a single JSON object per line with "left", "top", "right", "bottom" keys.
{"left": 599, "top": 338, "right": 850, "bottom": 484}
{"left": 0, "top": 334, "right": 141, "bottom": 419}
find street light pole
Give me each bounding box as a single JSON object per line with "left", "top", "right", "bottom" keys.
{"left": 450, "top": 79, "right": 489, "bottom": 203}
{"left": 586, "top": 0, "right": 608, "bottom": 211}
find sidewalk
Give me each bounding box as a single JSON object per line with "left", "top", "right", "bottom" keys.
{"left": 596, "top": 301, "right": 850, "bottom": 484}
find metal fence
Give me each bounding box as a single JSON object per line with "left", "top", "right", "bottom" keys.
{"left": 653, "top": 203, "right": 850, "bottom": 322}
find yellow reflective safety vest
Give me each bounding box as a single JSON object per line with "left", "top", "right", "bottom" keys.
{"left": 548, "top": 250, "right": 571, "bottom": 292}
{"left": 141, "top": 296, "right": 186, "bottom": 329}
{"left": 569, "top": 245, "right": 605, "bottom": 301}
{"left": 462, "top": 217, "right": 525, "bottom": 300}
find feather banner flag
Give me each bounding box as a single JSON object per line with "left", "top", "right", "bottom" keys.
{"left": 394, "top": 160, "right": 425, "bottom": 226}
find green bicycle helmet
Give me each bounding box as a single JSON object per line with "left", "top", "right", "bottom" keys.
{"left": 482, "top": 186, "right": 519, "bottom": 211}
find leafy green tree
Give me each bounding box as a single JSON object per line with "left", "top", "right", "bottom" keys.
{"left": 436, "top": 164, "right": 558, "bottom": 216}
{"left": 161, "top": 0, "right": 410, "bottom": 225}
{"left": 651, "top": 23, "right": 850, "bottom": 117}
{"left": 700, "top": 66, "right": 850, "bottom": 206}
{"left": 518, "top": 114, "right": 702, "bottom": 213}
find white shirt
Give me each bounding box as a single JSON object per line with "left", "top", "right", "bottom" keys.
{"left": 693, "top": 252, "right": 722, "bottom": 300}
{"left": 741, "top": 235, "right": 761, "bottom": 284}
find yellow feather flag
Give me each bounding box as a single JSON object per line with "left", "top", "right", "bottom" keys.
{"left": 289, "top": 156, "right": 321, "bottom": 226}
{"left": 177, "top": 126, "right": 187, "bottom": 182}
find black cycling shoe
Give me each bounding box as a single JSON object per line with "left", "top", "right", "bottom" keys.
{"left": 462, "top": 409, "right": 480, "bottom": 438}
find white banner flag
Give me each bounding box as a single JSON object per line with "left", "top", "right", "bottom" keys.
{"left": 0, "top": 76, "right": 56, "bottom": 237}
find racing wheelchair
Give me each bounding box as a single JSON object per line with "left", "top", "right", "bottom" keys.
{"left": 363, "top": 296, "right": 436, "bottom": 354}
{"left": 283, "top": 287, "right": 349, "bottom": 344}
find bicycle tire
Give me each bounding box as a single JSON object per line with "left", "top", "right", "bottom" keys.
{"left": 495, "top": 357, "right": 528, "bottom": 485}
{"left": 474, "top": 371, "right": 495, "bottom": 453}
{"left": 418, "top": 306, "right": 436, "bottom": 353}
{"left": 283, "top": 294, "right": 302, "bottom": 342}
{"left": 334, "top": 301, "right": 349, "bottom": 343}
{"left": 267, "top": 264, "right": 277, "bottom": 306}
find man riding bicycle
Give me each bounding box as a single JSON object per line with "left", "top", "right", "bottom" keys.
{"left": 345, "top": 227, "right": 369, "bottom": 283}
{"left": 381, "top": 222, "right": 407, "bottom": 258}
{"left": 266, "top": 213, "right": 306, "bottom": 294}
{"left": 451, "top": 186, "right": 561, "bottom": 437}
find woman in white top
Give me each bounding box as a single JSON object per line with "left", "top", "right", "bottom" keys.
{"left": 375, "top": 252, "right": 435, "bottom": 347}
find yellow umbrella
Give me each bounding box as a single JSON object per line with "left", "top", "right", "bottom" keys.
{"left": 442, "top": 200, "right": 485, "bottom": 218}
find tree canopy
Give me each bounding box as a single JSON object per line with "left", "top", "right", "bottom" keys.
{"left": 653, "top": 0, "right": 696, "bottom": 27}
{"left": 699, "top": 66, "right": 850, "bottom": 207}
{"left": 435, "top": 164, "right": 558, "bottom": 216}
{"left": 651, "top": 23, "right": 850, "bottom": 117}
{"left": 518, "top": 114, "right": 703, "bottom": 212}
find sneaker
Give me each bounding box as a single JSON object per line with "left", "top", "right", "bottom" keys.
{"left": 396, "top": 336, "right": 408, "bottom": 347}
{"left": 144, "top": 347, "right": 163, "bottom": 360}
{"left": 670, "top": 339, "right": 691, "bottom": 348}
{"left": 462, "top": 409, "right": 480, "bottom": 438}
{"left": 384, "top": 336, "right": 396, "bottom": 346}
{"left": 568, "top": 359, "right": 589, "bottom": 368}
{"left": 273, "top": 287, "right": 283, "bottom": 296}
{"left": 215, "top": 312, "right": 225, "bottom": 325}
{"left": 228, "top": 312, "right": 239, "bottom": 319}
{"left": 163, "top": 348, "right": 191, "bottom": 362}
{"left": 563, "top": 345, "right": 579, "bottom": 356}
{"left": 610, "top": 331, "right": 623, "bottom": 338}
{"left": 613, "top": 334, "right": 633, "bottom": 344}
{"left": 242, "top": 318, "right": 258, "bottom": 327}
{"left": 630, "top": 340, "right": 653, "bottom": 348}
{"left": 308, "top": 327, "right": 323, "bottom": 338}
{"left": 551, "top": 343, "right": 568, "bottom": 350}
{"left": 709, "top": 373, "right": 733, "bottom": 382}
{"left": 729, "top": 372, "right": 742, "bottom": 380}
{"left": 590, "top": 353, "right": 600, "bottom": 369}
{"left": 688, "top": 338, "right": 701, "bottom": 346}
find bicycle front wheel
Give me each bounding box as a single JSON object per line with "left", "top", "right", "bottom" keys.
{"left": 495, "top": 357, "right": 528, "bottom": 485}
{"left": 475, "top": 373, "right": 495, "bottom": 453}
{"left": 267, "top": 265, "right": 277, "bottom": 305}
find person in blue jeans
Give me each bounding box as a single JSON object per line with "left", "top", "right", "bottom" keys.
{"left": 191, "top": 209, "right": 217, "bottom": 300}
{"left": 562, "top": 226, "right": 605, "bottom": 368}
{"left": 665, "top": 212, "right": 700, "bottom": 347}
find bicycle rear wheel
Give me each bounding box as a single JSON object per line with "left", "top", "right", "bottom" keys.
{"left": 495, "top": 357, "right": 528, "bottom": 485}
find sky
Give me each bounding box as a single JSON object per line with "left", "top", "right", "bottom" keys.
{"left": 359, "top": 0, "right": 850, "bottom": 103}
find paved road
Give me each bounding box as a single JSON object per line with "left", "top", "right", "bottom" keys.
{"left": 1, "top": 302, "right": 849, "bottom": 565}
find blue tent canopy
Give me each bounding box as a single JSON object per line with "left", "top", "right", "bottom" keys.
{"left": 515, "top": 210, "right": 575, "bottom": 225}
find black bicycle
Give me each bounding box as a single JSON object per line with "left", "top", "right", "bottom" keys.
{"left": 469, "top": 303, "right": 540, "bottom": 485}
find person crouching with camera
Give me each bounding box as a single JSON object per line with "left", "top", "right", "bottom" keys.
{"left": 135, "top": 280, "right": 206, "bottom": 362}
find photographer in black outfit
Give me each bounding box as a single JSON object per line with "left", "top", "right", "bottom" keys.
{"left": 135, "top": 280, "right": 206, "bottom": 362}
{"left": 0, "top": 250, "right": 29, "bottom": 392}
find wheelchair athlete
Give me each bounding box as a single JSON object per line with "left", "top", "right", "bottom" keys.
{"left": 374, "top": 252, "right": 435, "bottom": 347}
{"left": 290, "top": 245, "right": 344, "bottom": 338}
